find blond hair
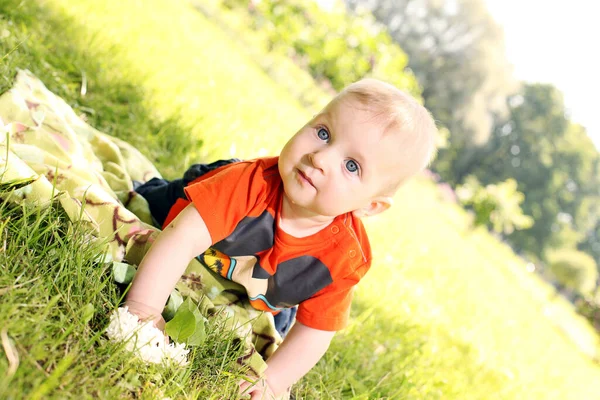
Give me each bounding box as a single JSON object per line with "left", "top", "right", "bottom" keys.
{"left": 333, "top": 78, "right": 438, "bottom": 193}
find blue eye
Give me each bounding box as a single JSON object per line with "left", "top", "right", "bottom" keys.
{"left": 345, "top": 160, "right": 359, "bottom": 174}
{"left": 317, "top": 127, "right": 330, "bottom": 141}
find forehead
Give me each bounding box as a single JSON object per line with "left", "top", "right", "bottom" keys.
{"left": 324, "top": 97, "right": 424, "bottom": 181}
{"left": 320, "top": 97, "right": 385, "bottom": 134}
{"left": 323, "top": 100, "right": 405, "bottom": 168}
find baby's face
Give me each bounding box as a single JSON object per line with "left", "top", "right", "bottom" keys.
{"left": 278, "top": 98, "right": 403, "bottom": 218}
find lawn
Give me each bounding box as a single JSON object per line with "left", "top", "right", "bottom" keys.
{"left": 1, "top": 0, "right": 600, "bottom": 398}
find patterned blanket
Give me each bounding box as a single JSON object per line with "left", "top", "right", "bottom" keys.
{"left": 0, "top": 69, "right": 282, "bottom": 377}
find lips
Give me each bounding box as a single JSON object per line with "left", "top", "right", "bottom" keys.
{"left": 296, "top": 169, "right": 315, "bottom": 187}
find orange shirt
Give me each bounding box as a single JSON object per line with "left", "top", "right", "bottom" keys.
{"left": 167, "top": 157, "right": 372, "bottom": 331}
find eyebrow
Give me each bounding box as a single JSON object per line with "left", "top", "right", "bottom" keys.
{"left": 316, "top": 109, "right": 331, "bottom": 123}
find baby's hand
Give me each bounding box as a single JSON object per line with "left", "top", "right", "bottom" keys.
{"left": 124, "top": 299, "right": 166, "bottom": 331}
{"left": 106, "top": 306, "right": 188, "bottom": 366}
{"left": 238, "top": 376, "right": 276, "bottom": 400}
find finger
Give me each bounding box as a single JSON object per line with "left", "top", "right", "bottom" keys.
{"left": 155, "top": 316, "right": 166, "bottom": 331}
{"left": 239, "top": 380, "right": 251, "bottom": 392}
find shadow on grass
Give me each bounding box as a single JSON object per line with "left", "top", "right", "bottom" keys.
{"left": 0, "top": 0, "right": 202, "bottom": 179}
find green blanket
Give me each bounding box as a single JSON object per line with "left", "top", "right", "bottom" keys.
{"left": 0, "top": 69, "right": 282, "bottom": 377}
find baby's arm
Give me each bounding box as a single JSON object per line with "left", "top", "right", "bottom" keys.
{"left": 265, "top": 321, "right": 336, "bottom": 395}
{"left": 125, "top": 204, "right": 211, "bottom": 326}
{"left": 127, "top": 203, "right": 333, "bottom": 395}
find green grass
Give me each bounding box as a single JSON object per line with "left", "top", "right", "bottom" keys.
{"left": 0, "top": 0, "right": 204, "bottom": 180}
{"left": 44, "top": 0, "right": 310, "bottom": 162}
{"left": 0, "top": 198, "right": 252, "bottom": 399}
{"left": 1, "top": 0, "right": 600, "bottom": 399}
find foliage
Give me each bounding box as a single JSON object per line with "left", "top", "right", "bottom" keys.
{"left": 462, "top": 84, "right": 600, "bottom": 263}
{"left": 221, "top": 0, "right": 422, "bottom": 97}
{"left": 576, "top": 296, "right": 600, "bottom": 335}
{"left": 546, "top": 248, "right": 598, "bottom": 296}
{"left": 456, "top": 176, "right": 533, "bottom": 234}
{"left": 164, "top": 298, "right": 207, "bottom": 346}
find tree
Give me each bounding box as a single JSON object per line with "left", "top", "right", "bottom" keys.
{"left": 465, "top": 84, "right": 600, "bottom": 263}
{"left": 455, "top": 176, "right": 533, "bottom": 235}
{"left": 580, "top": 219, "right": 600, "bottom": 266}
{"left": 228, "top": 0, "right": 422, "bottom": 97}
{"left": 546, "top": 248, "right": 598, "bottom": 297}
{"left": 554, "top": 125, "right": 600, "bottom": 263}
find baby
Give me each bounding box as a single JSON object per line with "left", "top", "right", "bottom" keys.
{"left": 125, "top": 78, "right": 437, "bottom": 398}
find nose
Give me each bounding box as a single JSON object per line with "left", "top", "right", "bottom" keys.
{"left": 308, "top": 150, "right": 327, "bottom": 173}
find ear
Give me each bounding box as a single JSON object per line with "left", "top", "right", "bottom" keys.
{"left": 352, "top": 196, "right": 393, "bottom": 218}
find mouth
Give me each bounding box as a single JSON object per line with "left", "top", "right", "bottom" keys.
{"left": 296, "top": 169, "right": 315, "bottom": 188}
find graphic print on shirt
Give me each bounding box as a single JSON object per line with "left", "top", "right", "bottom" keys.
{"left": 197, "top": 210, "right": 333, "bottom": 311}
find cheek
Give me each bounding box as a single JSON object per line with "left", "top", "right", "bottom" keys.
{"left": 325, "top": 176, "right": 349, "bottom": 196}
{"left": 330, "top": 178, "right": 365, "bottom": 203}
{"left": 283, "top": 136, "right": 300, "bottom": 152}
{"left": 280, "top": 141, "right": 298, "bottom": 165}
{"left": 289, "top": 139, "right": 313, "bottom": 159}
